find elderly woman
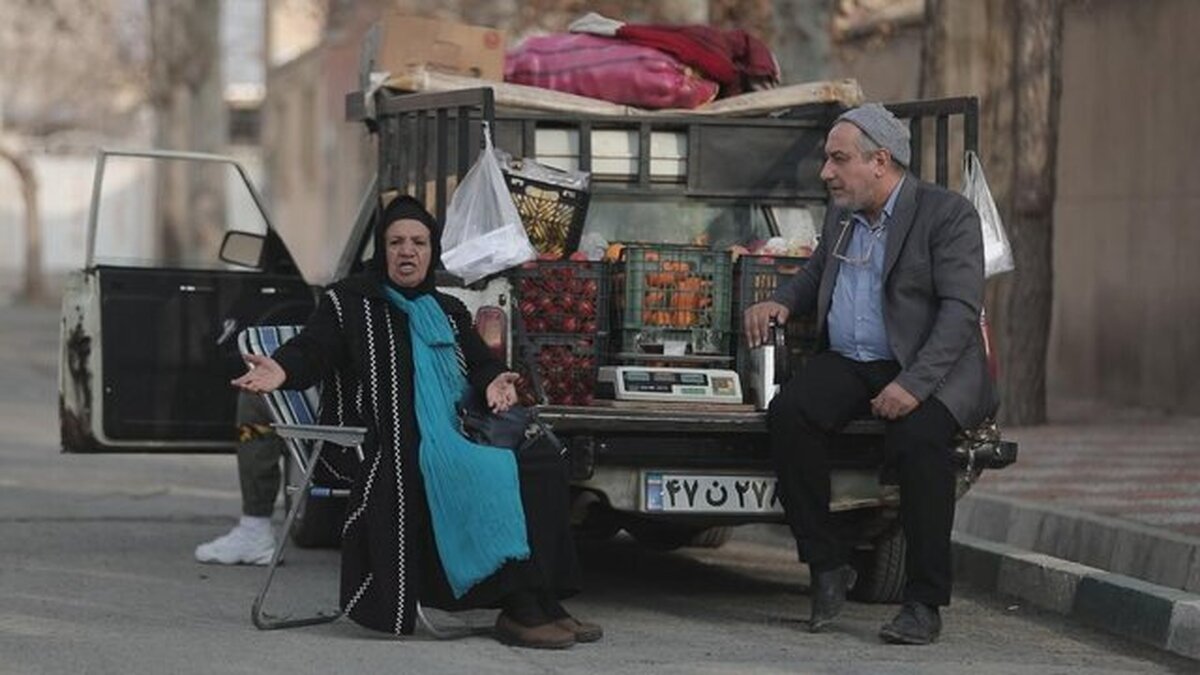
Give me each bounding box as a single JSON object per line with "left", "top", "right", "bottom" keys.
{"left": 232, "top": 196, "right": 599, "bottom": 648}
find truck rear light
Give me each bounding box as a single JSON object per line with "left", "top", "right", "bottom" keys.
{"left": 474, "top": 306, "right": 508, "bottom": 362}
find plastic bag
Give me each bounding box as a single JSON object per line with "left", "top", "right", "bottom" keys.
{"left": 441, "top": 124, "right": 538, "bottom": 284}
{"left": 962, "top": 150, "right": 1014, "bottom": 278}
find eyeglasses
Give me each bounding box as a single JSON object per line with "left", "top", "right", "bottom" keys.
{"left": 831, "top": 217, "right": 886, "bottom": 266}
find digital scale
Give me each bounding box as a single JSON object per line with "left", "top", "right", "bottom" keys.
{"left": 596, "top": 366, "right": 744, "bottom": 404}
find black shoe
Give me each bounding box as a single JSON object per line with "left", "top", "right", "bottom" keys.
{"left": 879, "top": 601, "right": 942, "bottom": 645}
{"left": 808, "top": 564, "right": 857, "bottom": 632}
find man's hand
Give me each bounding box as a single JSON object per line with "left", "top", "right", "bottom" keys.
{"left": 743, "top": 300, "right": 791, "bottom": 348}
{"left": 231, "top": 354, "right": 287, "bottom": 394}
{"left": 486, "top": 372, "right": 521, "bottom": 413}
{"left": 871, "top": 382, "right": 920, "bottom": 420}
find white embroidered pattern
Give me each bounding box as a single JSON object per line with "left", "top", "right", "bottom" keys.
{"left": 383, "top": 308, "right": 408, "bottom": 634}
{"left": 445, "top": 312, "right": 470, "bottom": 376}
{"left": 327, "top": 289, "right": 347, "bottom": 426}
{"left": 342, "top": 298, "right": 381, "bottom": 538}
{"left": 324, "top": 288, "right": 353, "bottom": 480}
{"left": 342, "top": 441, "right": 380, "bottom": 537}
{"left": 318, "top": 456, "right": 352, "bottom": 484}
{"left": 342, "top": 572, "right": 374, "bottom": 615}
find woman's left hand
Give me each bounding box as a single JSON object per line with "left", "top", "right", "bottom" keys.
{"left": 486, "top": 372, "right": 521, "bottom": 413}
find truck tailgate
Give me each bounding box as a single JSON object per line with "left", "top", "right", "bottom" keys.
{"left": 536, "top": 405, "right": 886, "bottom": 436}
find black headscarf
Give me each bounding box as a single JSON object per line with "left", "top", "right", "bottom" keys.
{"left": 373, "top": 195, "right": 442, "bottom": 298}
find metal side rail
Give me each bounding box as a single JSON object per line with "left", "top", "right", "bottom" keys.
{"left": 251, "top": 424, "right": 366, "bottom": 631}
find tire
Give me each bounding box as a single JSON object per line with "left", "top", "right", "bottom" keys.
{"left": 849, "top": 525, "right": 906, "bottom": 603}
{"left": 688, "top": 526, "right": 734, "bottom": 549}
{"left": 625, "top": 519, "right": 732, "bottom": 551}
{"left": 570, "top": 492, "right": 622, "bottom": 543}
{"left": 283, "top": 453, "right": 344, "bottom": 549}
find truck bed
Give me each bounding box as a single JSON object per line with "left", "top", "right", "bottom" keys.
{"left": 537, "top": 404, "right": 885, "bottom": 435}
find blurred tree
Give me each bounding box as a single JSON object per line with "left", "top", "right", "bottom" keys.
{"left": 0, "top": 0, "right": 145, "bottom": 302}
{"left": 0, "top": 144, "right": 42, "bottom": 301}
{"left": 921, "top": 0, "right": 1063, "bottom": 426}
{"left": 148, "top": 0, "right": 226, "bottom": 264}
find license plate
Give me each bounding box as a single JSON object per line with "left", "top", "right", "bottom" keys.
{"left": 643, "top": 472, "right": 784, "bottom": 514}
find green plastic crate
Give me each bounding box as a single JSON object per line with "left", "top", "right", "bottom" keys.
{"left": 732, "top": 254, "right": 819, "bottom": 374}
{"left": 612, "top": 244, "right": 733, "bottom": 355}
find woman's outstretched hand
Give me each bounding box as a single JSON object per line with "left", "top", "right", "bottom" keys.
{"left": 231, "top": 354, "right": 287, "bottom": 394}
{"left": 486, "top": 372, "right": 521, "bottom": 413}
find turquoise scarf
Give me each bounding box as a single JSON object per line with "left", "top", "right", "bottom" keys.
{"left": 384, "top": 287, "right": 530, "bottom": 597}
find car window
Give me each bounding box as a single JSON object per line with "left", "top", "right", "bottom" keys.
{"left": 91, "top": 156, "right": 269, "bottom": 270}
{"left": 771, "top": 204, "right": 825, "bottom": 250}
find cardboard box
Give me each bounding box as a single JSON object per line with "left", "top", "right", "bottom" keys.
{"left": 373, "top": 13, "right": 505, "bottom": 81}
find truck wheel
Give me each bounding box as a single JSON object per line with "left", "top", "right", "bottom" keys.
{"left": 625, "top": 519, "right": 695, "bottom": 550}
{"left": 849, "top": 526, "right": 906, "bottom": 603}
{"left": 570, "top": 492, "right": 622, "bottom": 542}
{"left": 625, "top": 520, "right": 731, "bottom": 551}
{"left": 688, "top": 526, "right": 734, "bottom": 549}
{"left": 283, "top": 454, "right": 344, "bottom": 549}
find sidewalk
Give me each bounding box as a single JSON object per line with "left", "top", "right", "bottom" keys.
{"left": 954, "top": 399, "right": 1200, "bottom": 660}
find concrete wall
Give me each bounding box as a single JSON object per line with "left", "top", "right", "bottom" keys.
{"left": 830, "top": 27, "right": 921, "bottom": 104}
{"left": 263, "top": 31, "right": 376, "bottom": 285}
{"left": 1049, "top": 0, "right": 1200, "bottom": 413}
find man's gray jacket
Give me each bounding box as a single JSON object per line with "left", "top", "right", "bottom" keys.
{"left": 770, "top": 175, "right": 996, "bottom": 429}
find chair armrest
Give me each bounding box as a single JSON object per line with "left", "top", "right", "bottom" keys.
{"left": 272, "top": 423, "right": 368, "bottom": 447}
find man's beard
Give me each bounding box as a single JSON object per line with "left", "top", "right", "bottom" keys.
{"left": 831, "top": 190, "right": 870, "bottom": 213}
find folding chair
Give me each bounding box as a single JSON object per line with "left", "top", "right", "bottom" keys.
{"left": 238, "top": 326, "right": 466, "bottom": 638}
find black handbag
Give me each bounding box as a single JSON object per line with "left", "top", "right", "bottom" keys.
{"left": 458, "top": 393, "right": 566, "bottom": 458}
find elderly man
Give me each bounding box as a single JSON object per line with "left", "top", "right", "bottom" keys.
{"left": 744, "top": 103, "right": 994, "bottom": 644}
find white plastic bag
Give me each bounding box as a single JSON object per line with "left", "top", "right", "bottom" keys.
{"left": 962, "top": 151, "right": 1014, "bottom": 278}
{"left": 441, "top": 124, "right": 537, "bottom": 284}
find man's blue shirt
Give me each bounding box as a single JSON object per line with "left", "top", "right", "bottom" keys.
{"left": 827, "top": 177, "right": 904, "bottom": 362}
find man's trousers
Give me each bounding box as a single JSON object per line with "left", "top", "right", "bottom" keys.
{"left": 767, "top": 351, "right": 960, "bottom": 606}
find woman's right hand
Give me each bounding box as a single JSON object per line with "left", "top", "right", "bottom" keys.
{"left": 231, "top": 354, "right": 287, "bottom": 394}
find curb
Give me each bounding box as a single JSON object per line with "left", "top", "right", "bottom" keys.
{"left": 734, "top": 523, "right": 1200, "bottom": 661}
{"left": 953, "top": 532, "right": 1200, "bottom": 661}
{"left": 955, "top": 492, "right": 1200, "bottom": 594}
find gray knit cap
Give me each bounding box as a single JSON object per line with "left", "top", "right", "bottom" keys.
{"left": 835, "top": 103, "right": 911, "bottom": 168}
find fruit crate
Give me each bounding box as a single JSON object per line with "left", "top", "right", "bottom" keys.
{"left": 514, "top": 333, "right": 608, "bottom": 407}
{"left": 732, "top": 254, "right": 819, "bottom": 374}
{"left": 612, "top": 244, "right": 733, "bottom": 356}
{"left": 512, "top": 261, "right": 609, "bottom": 335}
{"left": 505, "top": 171, "right": 590, "bottom": 259}
{"left": 512, "top": 261, "right": 609, "bottom": 406}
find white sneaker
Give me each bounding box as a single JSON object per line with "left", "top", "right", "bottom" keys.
{"left": 195, "top": 520, "right": 277, "bottom": 565}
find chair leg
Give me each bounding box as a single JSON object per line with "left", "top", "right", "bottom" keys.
{"left": 415, "top": 602, "right": 487, "bottom": 640}
{"left": 251, "top": 442, "right": 343, "bottom": 630}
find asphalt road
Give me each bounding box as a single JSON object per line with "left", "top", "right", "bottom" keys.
{"left": 1, "top": 303, "right": 1194, "bottom": 674}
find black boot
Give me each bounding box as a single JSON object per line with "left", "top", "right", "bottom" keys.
{"left": 808, "top": 564, "right": 857, "bottom": 632}
{"left": 879, "top": 601, "right": 942, "bottom": 645}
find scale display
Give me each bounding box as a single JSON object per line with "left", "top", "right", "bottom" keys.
{"left": 597, "top": 366, "right": 743, "bottom": 403}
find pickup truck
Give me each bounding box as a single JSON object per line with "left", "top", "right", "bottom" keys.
{"left": 59, "top": 85, "right": 1015, "bottom": 603}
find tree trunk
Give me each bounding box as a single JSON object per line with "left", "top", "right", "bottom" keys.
{"left": 920, "top": 0, "right": 1058, "bottom": 426}
{"left": 768, "top": 0, "right": 832, "bottom": 84}
{"left": 999, "top": 0, "right": 1062, "bottom": 425}
{"left": 918, "top": 0, "right": 945, "bottom": 99}
{"left": 149, "top": 0, "right": 225, "bottom": 265}
{"left": 0, "top": 143, "right": 44, "bottom": 303}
